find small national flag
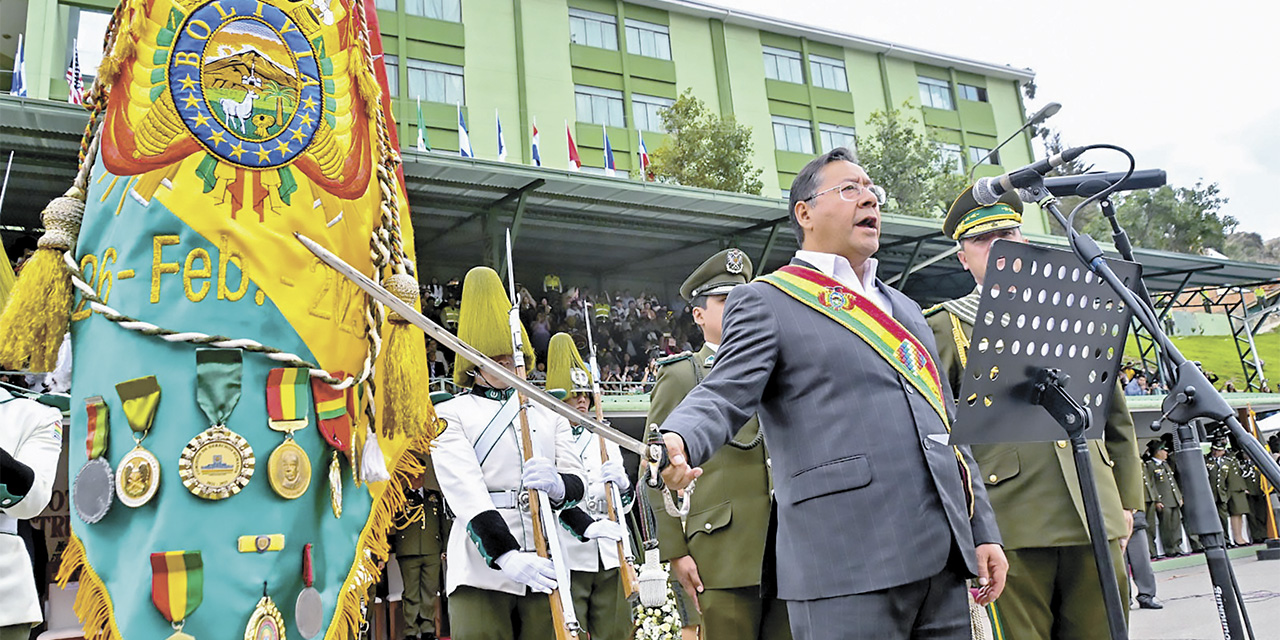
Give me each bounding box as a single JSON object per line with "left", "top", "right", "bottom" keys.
{"left": 457, "top": 104, "right": 473, "bottom": 158}
{"left": 638, "top": 131, "right": 652, "bottom": 180}
{"left": 602, "top": 125, "right": 616, "bottom": 177}
{"left": 416, "top": 98, "right": 430, "bottom": 152}
{"left": 10, "top": 34, "right": 28, "bottom": 97}
{"left": 566, "top": 122, "right": 581, "bottom": 171}
{"left": 531, "top": 123, "right": 542, "bottom": 167}
{"left": 66, "top": 40, "right": 85, "bottom": 105}
{"left": 496, "top": 110, "right": 507, "bottom": 162}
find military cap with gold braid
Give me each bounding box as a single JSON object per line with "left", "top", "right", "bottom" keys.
{"left": 944, "top": 184, "right": 1024, "bottom": 241}
{"left": 453, "top": 266, "right": 535, "bottom": 386}
{"left": 547, "top": 332, "right": 593, "bottom": 398}
{"left": 680, "top": 248, "right": 754, "bottom": 302}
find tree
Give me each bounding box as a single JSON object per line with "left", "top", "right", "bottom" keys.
{"left": 1036, "top": 127, "right": 1103, "bottom": 237}
{"left": 1224, "top": 232, "right": 1280, "bottom": 264}
{"left": 649, "top": 89, "right": 764, "bottom": 195}
{"left": 1111, "top": 181, "right": 1236, "bottom": 254}
{"left": 857, "top": 102, "right": 967, "bottom": 218}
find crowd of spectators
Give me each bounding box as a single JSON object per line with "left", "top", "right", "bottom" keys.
{"left": 417, "top": 273, "right": 703, "bottom": 394}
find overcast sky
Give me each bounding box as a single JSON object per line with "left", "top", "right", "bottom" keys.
{"left": 725, "top": 0, "right": 1279, "bottom": 240}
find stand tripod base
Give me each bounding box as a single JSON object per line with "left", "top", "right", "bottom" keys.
{"left": 1257, "top": 539, "right": 1280, "bottom": 561}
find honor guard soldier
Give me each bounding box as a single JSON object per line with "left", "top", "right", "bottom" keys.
{"left": 1206, "top": 438, "right": 1250, "bottom": 546}
{"left": 1145, "top": 440, "right": 1186, "bottom": 556}
{"left": 429, "top": 267, "right": 589, "bottom": 640}
{"left": 546, "top": 333, "right": 634, "bottom": 640}
{"left": 393, "top": 455, "right": 451, "bottom": 640}
{"left": 926, "top": 186, "right": 1143, "bottom": 638}
{"left": 647, "top": 249, "right": 790, "bottom": 640}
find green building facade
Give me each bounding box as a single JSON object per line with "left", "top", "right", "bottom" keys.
{"left": 7, "top": 0, "right": 1041, "bottom": 228}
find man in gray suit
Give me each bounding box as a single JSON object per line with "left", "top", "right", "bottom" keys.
{"left": 659, "top": 147, "right": 1007, "bottom": 640}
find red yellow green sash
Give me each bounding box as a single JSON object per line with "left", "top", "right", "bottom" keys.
{"left": 150, "top": 550, "right": 203, "bottom": 623}
{"left": 759, "top": 265, "right": 948, "bottom": 422}
{"left": 266, "top": 368, "right": 310, "bottom": 424}
{"left": 84, "top": 396, "right": 109, "bottom": 460}
{"left": 312, "top": 374, "right": 353, "bottom": 452}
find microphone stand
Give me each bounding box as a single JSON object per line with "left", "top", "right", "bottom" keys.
{"left": 1016, "top": 172, "right": 1280, "bottom": 640}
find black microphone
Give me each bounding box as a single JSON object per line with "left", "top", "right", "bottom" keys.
{"left": 972, "top": 146, "right": 1089, "bottom": 205}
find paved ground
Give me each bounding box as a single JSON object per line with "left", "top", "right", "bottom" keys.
{"left": 1130, "top": 548, "right": 1280, "bottom": 640}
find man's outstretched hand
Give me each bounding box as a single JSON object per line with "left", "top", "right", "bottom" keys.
{"left": 660, "top": 432, "right": 702, "bottom": 490}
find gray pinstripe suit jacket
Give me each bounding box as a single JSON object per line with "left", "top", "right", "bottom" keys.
{"left": 662, "top": 259, "right": 1001, "bottom": 602}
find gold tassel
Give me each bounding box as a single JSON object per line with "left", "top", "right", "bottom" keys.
{"left": 55, "top": 532, "right": 124, "bottom": 640}
{"left": 379, "top": 273, "right": 436, "bottom": 441}
{"left": 0, "top": 188, "right": 85, "bottom": 371}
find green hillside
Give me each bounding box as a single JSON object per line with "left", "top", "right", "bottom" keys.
{"left": 1124, "top": 331, "right": 1280, "bottom": 390}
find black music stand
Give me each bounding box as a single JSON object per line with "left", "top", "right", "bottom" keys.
{"left": 951, "top": 240, "right": 1142, "bottom": 640}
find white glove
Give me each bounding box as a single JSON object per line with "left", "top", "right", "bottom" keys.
{"left": 522, "top": 457, "right": 565, "bottom": 502}
{"left": 600, "top": 460, "right": 629, "bottom": 488}
{"left": 584, "top": 518, "right": 625, "bottom": 541}
{"left": 496, "top": 550, "right": 558, "bottom": 593}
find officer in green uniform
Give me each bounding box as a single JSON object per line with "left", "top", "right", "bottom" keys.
{"left": 1207, "top": 439, "right": 1250, "bottom": 546}
{"left": 393, "top": 456, "right": 450, "bottom": 640}
{"left": 1145, "top": 442, "right": 1185, "bottom": 556}
{"left": 925, "top": 186, "right": 1143, "bottom": 638}
{"left": 646, "top": 249, "right": 790, "bottom": 640}
{"left": 1240, "top": 450, "right": 1273, "bottom": 543}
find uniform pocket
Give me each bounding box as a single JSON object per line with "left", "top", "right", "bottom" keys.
{"left": 981, "top": 448, "right": 1020, "bottom": 486}
{"left": 687, "top": 500, "right": 732, "bottom": 538}
{"left": 788, "top": 455, "right": 872, "bottom": 504}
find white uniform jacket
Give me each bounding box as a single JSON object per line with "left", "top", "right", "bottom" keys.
{"left": 432, "top": 391, "right": 586, "bottom": 596}
{"left": 0, "top": 389, "right": 63, "bottom": 627}
{"left": 557, "top": 429, "right": 633, "bottom": 572}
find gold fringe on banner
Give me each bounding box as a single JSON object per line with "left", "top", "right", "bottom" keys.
{"left": 54, "top": 532, "right": 124, "bottom": 640}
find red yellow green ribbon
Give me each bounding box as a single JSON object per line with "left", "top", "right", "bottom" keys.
{"left": 267, "top": 368, "right": 310, "bottom": 424}
{"left": 84, "top": 396, "right": 109, "bottom": 459}
{"left": 311, "top": 374, "right": 352, "bottom": 451}
{"left": 150, "top": 550, "right": 203, "bottom": 623}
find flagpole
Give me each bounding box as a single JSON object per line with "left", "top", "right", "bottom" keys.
{"left": 0, "top": 151, "right": 13, "bottom": 226}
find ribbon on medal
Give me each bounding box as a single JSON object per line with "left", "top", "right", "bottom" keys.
{"left": 310, "top": 373, "right": 352, "bottom": 452}
{"left": 74, "top": 396, "right": 116, "bottom": 523}
{"left": 150, "top": 550, "right": 203, "bottom": 636}
{"left": 114, "top": 377, "right": 164, "bottom": 508}
{"left": 85, "top": 396, "right": 109, "bottom": 459}
{"left": 180, "top": 349, "right": 254, "bottom": 500}
{"left": 267, "top": 367, "right": 313, "bottom": 499}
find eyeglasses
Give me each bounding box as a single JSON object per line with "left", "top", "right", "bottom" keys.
{"left": 805, "top": 182, "right": 887, "bottom": 207}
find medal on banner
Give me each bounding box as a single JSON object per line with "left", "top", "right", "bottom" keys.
{"left": 266, "top": 368, "right": 312, "bottom": 500}
{"left": 245, "top": 583, "right": 286, "bottom": 640}
{"left": 295, "top": 543, "right": 323, "bottom": 639}
{"left": 151, "top": 550, "right": 203, "bottom": 640}
{"left": 114, "top": 377, "right": 163, "bottom": 508}
{"left": 180, "top": 349, "right": 254, "bottom": 500}
{"left": 311, "top": 375, "right": 352, "bottom": 513}
{"left": 74, "top": 396, "right": 115, "bottom": 523}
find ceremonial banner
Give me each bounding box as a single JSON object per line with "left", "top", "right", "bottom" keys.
{"left": 43, "top": 0, "right": 433, "bottom": 638}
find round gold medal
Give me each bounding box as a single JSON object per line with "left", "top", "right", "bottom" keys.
{"left": 116, "top": 446, "right": 161, "bottom": 507}
{"left": 268, "top": 439, "right": 311, "bottom": 500}
{"left": 179, "top": 426, "right": 255, "bottom": 500}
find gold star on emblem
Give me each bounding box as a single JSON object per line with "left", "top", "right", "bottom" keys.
{"left": 255, "top": 146, "right": 272, "bottom": 162}
{"left": 298, "top": 113, "right": 313, "bottom": 127}
{"left": 193, "top": 112, "right": 211, "bottom": 130}
{"left": 182, "top": 92, "right": 201, "bottom": 110}
{"left": 178, "top": 75, "right": 198, "bottom": 92}
{"left": 301, "top": 96, "right": 318, "bottom": 112}
{"left": 275, "top": 140, "right": 291, "bottom": 155}
{"left": 229, "top": 142, "right": 246, "bottom": 160}
{"left": 208, "top": 130, "right": 226, "bottom": 147}
{"left": 290, "top": 127, "right": 307, "bottom": 142}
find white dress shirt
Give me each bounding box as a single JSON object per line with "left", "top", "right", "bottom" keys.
{"left": 793, "top": 250, "right": 893, "bottom": 317}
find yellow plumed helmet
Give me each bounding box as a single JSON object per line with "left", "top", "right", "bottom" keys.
{"left": 454, "top": 266, "right": 535, "bottom": 385}
{"left": 547, "top": 332, "right": 592, "bottom": 396}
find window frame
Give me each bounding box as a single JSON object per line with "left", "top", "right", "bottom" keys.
{"left": 569, "top": 8, "right": 619, "bottom": 51}
{"left": 936, "top": 142, "right": 964, "bottom": 174}
{"left": 772, "top": 115, "right": 814, "bottom": 154}
{"left": 968, "top": 145, "right": 999, "bottom": 167}
{"left": 575, "top": 84, "right": 626, "bottom": 128}
{"left": 383, "top": 54, "right": 400, "bottom": 98}
{"left": 405, "top": 0, "right": 462, "bottom": 22}
{"left": 624, "top": 18, "right": 671, "bottom": 60}
{"left": 818, "top": 123, "right": 857, "bottom": 154}
{"left": 957, "top": 83, "right": 989, "bottom": 103}
{"left": 406, "top": 58, "right": 465, "bottom": 106}
{"left": 632, "top": 93, "right": 674, "bottom": 132}
{"left": 762, "top": 45, "right": 804, "bottom": 84}
{"left": 808, "top": 53, "right": 848, "bottom": 91}
{"left": 918, "top": 76, "right": 954, "bottom": 110}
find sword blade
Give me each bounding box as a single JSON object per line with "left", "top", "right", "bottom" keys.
{"left": 294, "top": 232, "right": 646, "bottom": 455}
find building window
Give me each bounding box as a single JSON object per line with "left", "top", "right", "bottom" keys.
{"left": 375, "top": 0, "right": 396, "bottom": 11}
{"left": 407, "top": 59, "right": 464, "bottom": 105}
{"left": 808, "top": 54, "right": 848, "bottom": 91}
{"left": 625, "top": 19, "right": 671, "bottom": 60}
{"left": 581, "top": 166, "right": 629, "bottom": 178}
{"left": 70, "top": 7, "right": 112, "bottom": 81}
{"left": 569, "top": 8, "right": 618, "bottom": 50}
{"left": 781, "top": 189, "right": 791, "bottom": 200}
{"left": 958, "top": 83, "right": 988, "bottom": 102}
{"left": 405, "top": 0, "right": 461, "bottom": 22}
{"left": 632, "top": 94, "right": 674, "bottom": 132}
{"left": 384, "top": 54, "right": 400, "bottom": 98}
{"left": 763, "top": 46, "right": 804, "bottom": 84}
{"left": 936, "top": 143, "right": 963, "bottom": 174}
{"left": 918, "top": 76, "right": 954, "bottom": 110}
{"left": 819, "top": 123, "right": 856, "bottom": 154}
{"left": 575, "top": 85, "right": 626, "bottom": 128}
{"left": 772, "top": 116, "right": 813, "bottom": 154}
{"left": 968, "top": 146, "right": 999, "bottom": 166}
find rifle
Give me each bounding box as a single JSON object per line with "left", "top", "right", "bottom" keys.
{"left": 583, "top": 300, "right": 639, "bottom": 598}
{"left": 505, "top": 230, "right": 580, "bottom": 640}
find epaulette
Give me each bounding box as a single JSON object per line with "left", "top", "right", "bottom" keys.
{"left": 922, "top": 303, "right": 947, "bottom": 318}
{"left": 656, "top": 351, "right": 693, "bottom": 367}
{"left": 429, "top": 391, "right": 455, "bottom": 405}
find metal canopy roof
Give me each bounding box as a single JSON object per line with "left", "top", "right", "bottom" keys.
{"left": 4, "top": 97, "right": 1279, "bottom": 306}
